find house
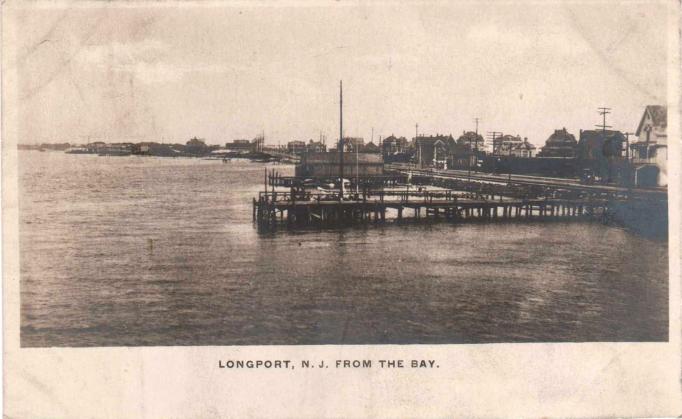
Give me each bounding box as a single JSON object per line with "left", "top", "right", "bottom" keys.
{"left": 132, "top": 143, "right": 150, "bottom": 154}
{"left": 493, "top": 134, "right": 523, "bottom": 156}
{"left": 577, "top": 129, "right": 627, "bottom": 184}
{"left": 381, "top": 135, "right": 409, "bottom": 154}
{"left": 341, "top": 137, "right": 364, "bottom": 152}
{"left": 510, "top": 138, "right": 536, "bottom": 158}
{"left": 456, "top": 131, "right": 485, "bottom": 150}
{"left": 133, "top": 142, "right": 181, "bottom": 157}
{"left": 631, "top": 105, "right": 667, "bottom": 187}
{"left": 447, "top": 143, "right": 476, "bottom": 170}
{"left": 381, "top": 135, "right": 412, "bottom": 163}
{"left": 287, "top": 140, "right": 307, "bottom": 155}
{"left": 361, "top": 141, "right": 380, "bottom": 153}
{"left": 415, "top": 134, "right": 457, "bottom": 168}
{"left": 538, "top": 128, "right": 577, "bottom": 158}
{"left": 491, "top": 134, "right": 537, "bottom": 157}
{"left": 577, "top": 129, "right": 625, "bottom": 160}
{"left": 306, "top": 140, "right": 326, "bottom": 153}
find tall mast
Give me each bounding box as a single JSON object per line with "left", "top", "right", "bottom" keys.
{"left": 339, "top": 80, "right": 344, "bottom": 200}
{"left": 416, "top": 123, "right": 420, "bottom": 167}
{"left": 356, "top": 133, "right": 359, "bottom": 194}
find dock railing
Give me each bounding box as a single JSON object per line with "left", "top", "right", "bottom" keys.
{"left": 258, "top": 188, "right": 464, "bottom": 205}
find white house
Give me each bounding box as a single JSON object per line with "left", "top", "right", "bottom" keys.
{"left": 494, "top": 135, "right": 536, "bottom": 158}
{"left": 631, "top": 105, "right": 667, "bottom": 187}
{"left": 510, "top": 138, "right": 536, "bottom": 158}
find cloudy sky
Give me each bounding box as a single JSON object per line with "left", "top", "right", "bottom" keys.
{"left": 7, "top": 1, "right": 670, "bottom": 147}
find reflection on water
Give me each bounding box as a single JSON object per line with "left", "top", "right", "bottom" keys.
{"left": 19, "top": 151, "right": 668, "bottom": 346}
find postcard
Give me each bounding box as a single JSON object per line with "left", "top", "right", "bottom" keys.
{"left": 3, "top": 0, "right": 680, "bottom": 417}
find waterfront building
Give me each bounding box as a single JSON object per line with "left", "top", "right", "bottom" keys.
{"left": 493, "top": 134, "right": 537, "bottom": 157}
{"left": 341, "top": 137, "right": 365, "bottom": 152}
{"left": 382, "top": 135, "right": 409, "bottom": 154}
{"left": 306, "top": 140, "right": 327, "bottom": 153}
{"left": 295, "top": 151, "right": 383, "bottom": 178}
{"left": 577, "top": 129, "right": 625, "bottom": 160}
{"left": 132, "top": 142, "right": 181, "bottom": 157}
{"left": 287, "top": 140, "right": 307, "bottom": 155}
{"left": 447, "top": 143, "right": 476, "bottom": 170}
{"left": 415, "top": 134, "right": 457, "bottom": 168}
{"left": 576, "top": 129, "right": 627, "bottom": 184}
{"left": 510, "top": 138, "right": 536, "bottom": 158}
{"left": 538, "top": 128, "right": 577, "bottom": 157}
{"left": 631, "top": 105, "right": 667, "bottom": 187}
{"left": 492, "top": 134, "right": 522, "bottom": 155}
{"left": 361, "top": 141, "right": 381, "bottom": 153}
{"left": 225, "top": 139, "right": 254, "bottom": 153}
{"left": 382, "top": 135, "right": 411, "bottom": 163}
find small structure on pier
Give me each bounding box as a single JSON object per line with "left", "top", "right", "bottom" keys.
{"left": 295, "top": 151, "right": 384, "bottom": 178}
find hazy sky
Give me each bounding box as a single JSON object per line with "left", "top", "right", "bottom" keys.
{"left": 8, "top": 1, "right": 669, "bottom": 147}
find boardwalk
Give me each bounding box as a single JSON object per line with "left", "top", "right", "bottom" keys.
{"left": 387, "top": 164, "right": 667, "bottom": 199}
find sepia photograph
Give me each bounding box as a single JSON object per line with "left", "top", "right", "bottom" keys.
{"left": 11, "top": 1, "right": 671, "bottom": 349}
{"left": 5, "top": 1, "right": 682, "bottom": 417}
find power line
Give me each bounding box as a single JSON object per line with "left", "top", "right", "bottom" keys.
{"left": 486, "top": 131, "right": 503, "bottom": 155}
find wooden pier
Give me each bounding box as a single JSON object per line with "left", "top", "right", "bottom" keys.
{"left": 253, "top": 188, "right": 611, "bottom": 230}
{"left": 251, "top": 165, "right": 666, "bottom": 235}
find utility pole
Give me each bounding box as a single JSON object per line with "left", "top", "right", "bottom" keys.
{"left": 356, "top": 136, "right": 359, "bottom": 194}
{"left": 594, "top": 107, "right": 613, "bottom": 183}
{"left": 596, "top": 107, "right": 612, "bottom": 142}
{"left": 339, "top": 80, "right": 344, "bottom": 201}
{"left": 596, "top": 107, "right": 611, "bottom": 129}
{"left": 487, "top": 131, "right": 503, "bottom": 177}
{"left": 487, "top": 131, "right": 503, "bottom": 155}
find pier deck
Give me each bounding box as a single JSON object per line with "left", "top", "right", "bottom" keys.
{"left": 252, "top": 167, "right": 666, "bottom": 233}
{"left": 253, "top": 189, "right": 609, "bottom": 229}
